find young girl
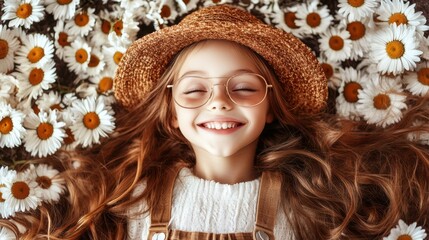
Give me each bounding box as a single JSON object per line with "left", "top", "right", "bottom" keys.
{"left": 6, "top": 4, "right": 429, "bottom": 240}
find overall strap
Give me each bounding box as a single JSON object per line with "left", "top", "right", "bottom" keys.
{"left": 253, "top": 171, "right": 282, "bottom": 240}
{"left": 148, "top": 163, "right": 184, "bottom": 240}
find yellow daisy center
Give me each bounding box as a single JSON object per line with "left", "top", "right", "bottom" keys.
{"left": 306, "top": 12, "right": 321, "bottom": 28}
{"left": 29, "top": 68, "right": 44, "bottom": 85}
{"left": 329, "top": 36, "right": 344, "bottom": 51}
{"left": 343, "top": 82, "right": 362, "bottom": 103}
{"left": 321, "top": 63, "right": 334, "bottom": 79}
{"left": 37, "top": 122, "right": 54, "bottom": 140}
{"left": 27, "top": 47, "right": 45, "bottom": 63}
{"left": 161, "top": 5, "right": 171, "bottom": 18}
{"left": 113, "top": 51, "right": 123, "bottom": 65}
{"left": 0, "top": 39, "right": 8, "bottom": 59}
{"left": 75, "top": 12, "right": 90, "bottom": 27}
{"left": 64, "top": 128, "right": 75, "bottom": 145}
{"left": 88, "top": 54, "right": 100, "bottom": 67}
{"left": 36, "top": 176, "right": 52, "bottom": 189}
{"left": 50, "top": 104, "right": 62, "bottom": 111}
{"left": 11, "top": 181, "right": 30, "bottom": 200}
{"left": 417, "top": 67, "right": 429, "bottom": 86}
{"left": 386, "top": 40, "right": 405, "bottom": 59}
{"left": 16, "top": 3, "right": 32, "bottom": 19}
{"left": 0, "top": 117, "right": 13, "bottom": 134}
{"left": 113, "top": 20, "right": 123, "bottom": 36}
{"left": 347, "top": 21, "right": 365, "bottom": 40}
{"left": 75, "top": 48, "right": 88, "bottom": 64}
{"left": 388, "top": 12, "right": 408, "bottom": 25}
{"left": 183, "top": 0, "right": 190, "bottom": 4}
{"left": 57, "top": 0, "right": 72, "bottom": 5}
{"left": 284, "top": 12, "right": 298, "bottom": 29}
{"left": 0, "top": 191, "right": 5, "bottom": 202}
{"left": 101, "top": 19, "right": 111, "bottom": 34}
{"left": 373, "top": 94, "right": 391, "bottom": 109}
{"left": 347, "top": 0, "right": 364, "bottom": 7}
{"left": 83, "top": 112, "right": 100, "bottom": 130}
{"left": 397, "top": 234, "right": 412, "bottom": 240}
{"left": 99, "top": 77, "right": 113, "bottom": 93}
{"left": 58, "top": 32, "right": 71, "bottom": 47}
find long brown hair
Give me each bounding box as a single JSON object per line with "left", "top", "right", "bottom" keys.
{"left": 5, "top": 41, "right": 429, "bottom": 240}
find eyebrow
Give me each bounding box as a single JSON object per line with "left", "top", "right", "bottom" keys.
{"left": 179, "top": 68, "right": 256, "bottom": 78}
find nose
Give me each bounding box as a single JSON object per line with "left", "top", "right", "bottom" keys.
{"left": 206, "top": 84, "right": 232, "bottom": 110}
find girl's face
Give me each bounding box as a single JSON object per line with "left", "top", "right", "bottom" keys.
{"left": 172, "top": 40, "right": 273, "bottom": 158}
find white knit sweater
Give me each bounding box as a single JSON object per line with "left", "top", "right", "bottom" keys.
{"left": 127, "top": 168, "right": 293, "bottom": 239}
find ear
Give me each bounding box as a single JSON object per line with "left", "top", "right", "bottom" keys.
{"left": 266, "top": 110, "right": 274, "bottom": 124}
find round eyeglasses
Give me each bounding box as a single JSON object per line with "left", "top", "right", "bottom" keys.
{"left": 167, "top": 72, "right": 272, "bottom": 109}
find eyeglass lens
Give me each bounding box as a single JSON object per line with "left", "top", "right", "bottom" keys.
{"left": 172, "top": 73, "right": 268, "bottom": 108}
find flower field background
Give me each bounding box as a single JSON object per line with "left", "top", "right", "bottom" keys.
{"left": 0, "top": 0, "right": 428, "bottom": 238}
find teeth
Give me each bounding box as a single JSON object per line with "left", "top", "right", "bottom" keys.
{"left": 203, "top": 122, "right": 239, "bottom": 129}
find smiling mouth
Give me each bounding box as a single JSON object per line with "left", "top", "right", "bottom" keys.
{"left": 199, "top": 121, "right": 244, "bottom": 130}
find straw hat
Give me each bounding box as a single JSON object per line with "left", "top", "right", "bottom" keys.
{"left": 114, "top": 5, "right": 328, "bottom": 114}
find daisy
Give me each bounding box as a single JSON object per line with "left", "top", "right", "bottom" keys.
{"left": 408, "top": 120, "right": 429, "bottom": 145}
{"left": 0, "top": 73, "right": 19, "bottom": 104}
{"left": 317, "top": 55, "right": 343, "bottom": 89}
{"left": 70, "top": 97, "right": 115, "bottom": 148}
{"left": 31, "top": 164, "right": 65, "bottom": 203}
{"left": 336, "top": 67, "right": 368, "bottom": 120}
{"left": 60, "top": 108, "right": 79, "bottom": 150}
{"left": 271, "top": 3, "right": 304, "bottom": 38}
{"left": 89, "top": 68, "right": 115, "bottom": 95}
{"left": 203, "top": 0, "right": 233, "bottom": 7}
{"left": 112, "top": 11, "right": 139, "bottom": 43}
{"left": 61, "top": 92, "right": 77, "bottom": 108}
{"left": 0, "top": 227, "right": 15, "bottom": 239}
{"left": 14, "top": 61, "right": 57, "bottom": 100}
{"left": 14, "top": 33, "right": 54, "bottom": 69}
{"left": 44, "top": 0, "right": 80, "bottom": 20}
{"left": 295, "top": 1, "right": 333, "bottom": 36}
{"left": 2, "top": 171, "right": 41, "bottom": 213}
{"left": 376, "top": 0, "right": 429, "bottom": 36}
{"left": 177, "top": 0, "right": 199, "bottom": 13}
{"left": 65, "top": 8, "right": 96, "bottom": 37}
{"left": 419, "top": 36, "right": 429, "bottom": 60}
{"left": 89, "top": 14, "right": 111, "bottom": 47}
{"left": 337, "top": 0, "right": 378, "bottom": 21}
{"left": 85, "top": 47, "right": 105, "bottom": 78}
{"left": 384, "top": 219, "right": 427, "bottom": 240}
{"left": 0, "top": 166, "right": 17, "bottom": 218}
{"left": 357, "top": 75, "right": 407, "bottom": 127}
{"left": 102, "top": 36, "right": 127, "bottom": 71}
{"left": 36, "top": 91, "right": 63, "bottom": 112}
{"left": 0, "top": 103, "right": 26, "bottom": 148}
{"left": 370, "top": 24, "right": 422, "bottom": 75}
{"left": 403, "top": 61, "right": 429, "bottom": 96}
{"left": 0, "top": 25, "right": 20, "bottom": 74}
{"left": 319, "top": 27, "right": 352, "bottom": 62}
{"left": 117, "top": 0, "right": 145, "bottom": 10}
{"left": 53, "top": 20, "right": 75, "bottom": 60}
{"left": 340, "top": 19, "right": 371, "bottom": 60}
{"left": 23, "top": 110, "right": 66, "bottom": 157}
{"left": 1, "top": 0, "right": 45, "bottom": 29}
{"left": 63, "top": 37, "right": 91, "bottom": 75}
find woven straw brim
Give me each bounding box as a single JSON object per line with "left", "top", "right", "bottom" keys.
{"left": 114, "top": 5, "right": 328, "bottom": 114}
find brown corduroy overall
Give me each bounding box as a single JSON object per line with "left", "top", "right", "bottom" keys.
{"left": 147, "top": 166, "right": 282, "bottom": 240}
